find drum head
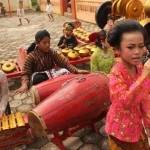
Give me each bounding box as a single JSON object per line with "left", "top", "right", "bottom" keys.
{"left": 95, "top": 1, "right": 112, "bottom": 29}
{"left": 30, "top": 86, "right": 40, "bottom": 105}
{"left": 28, "top": 111, "right": 48, "bottom": 138}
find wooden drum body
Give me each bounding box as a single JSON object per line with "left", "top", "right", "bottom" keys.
{"left": 28, "top": 73, "right": 110, "bottom": 138}
{"left": 30, "top": 74, "right": 78, "bottom": 104}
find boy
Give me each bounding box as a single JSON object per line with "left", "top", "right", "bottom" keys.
{"left": 58, "top": 24, "right": 78, "bottom": 49}
{"left": 17, "top": 0, "right": 30, "bottom": 26}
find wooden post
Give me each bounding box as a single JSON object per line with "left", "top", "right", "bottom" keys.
{"left": 60, "top": 0, "right": 64, "bottom": 16}
{"left": 8, "top": 0, "right": 12, "bottom": 17}
{"left": 71, "top": 0, "right": 76, "bottom": 19}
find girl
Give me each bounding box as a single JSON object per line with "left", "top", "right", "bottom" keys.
{"left": 105, "top": 20, "right": 150, "bottom": 150}
{"left": 46, "top": 0, "right": 54, "bottom": 22}
{"left": 17, "top": 30, "right": 88, "bottom": 93}
{"left": 104, "top": 15, "right": 114, "bottom": 33}
{"left": 90, "top": 30, "right": 114, "bottom": 74}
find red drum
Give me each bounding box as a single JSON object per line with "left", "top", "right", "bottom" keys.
{"left": 30, "top": 74, "right": 78, "bottom": 104}
{"left": 28, "top": 73, "right": 110, "bottom": 137}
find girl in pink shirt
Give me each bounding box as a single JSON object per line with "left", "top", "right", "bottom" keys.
{"left": 105, "top": 20, "right": 150, "bottom": 150}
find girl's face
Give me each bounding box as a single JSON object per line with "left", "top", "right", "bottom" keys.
{"left": 107, "top": 19, "right": 114, "bottom": 29}
{"left": 119, "top": 32, "right": 145, "bottom": 66}
{"left": 37, "top": 36, "right": 50, "bottom": 53}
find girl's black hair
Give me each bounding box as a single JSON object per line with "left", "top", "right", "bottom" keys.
{"left": 107, "top": 15, "right": 114, "bottom": 21}
{"left": 27, "top": 30, "right": 50, "bottom": 54}
{"left": 107, "top": 20, "right": 147, "bottom": 49}
{"left": 95, "top": 30, "right": 107, "bottom": 48}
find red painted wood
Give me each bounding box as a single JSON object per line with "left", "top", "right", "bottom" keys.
{"left": 70, "top": 56, "right": 90, "bottom": 65}
{"left": 71, "top": 0, "right": 76, "bottom": 19}
{"left": 31, "top": 74, "right": 78, "bottom": 103}
{"left": 60, "top": 0, "right": 64, "bottom": 16}
{"left": 29, "top": 73, "right": 110, "bottom": 133}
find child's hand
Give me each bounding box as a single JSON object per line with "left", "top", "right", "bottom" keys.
{"left": 143, "top": 59, "right": 150, "bottom": 77}
{"left": 77, "top": 69, "right": 90, "bottom": 74}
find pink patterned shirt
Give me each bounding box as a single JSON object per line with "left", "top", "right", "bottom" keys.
{"left": 105, "top": 62, "right": 150, "bottom": 142}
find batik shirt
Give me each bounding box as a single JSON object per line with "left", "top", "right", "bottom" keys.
{"left": 90, "top": 47, "right": 114, "bottom": 74}
{"left": 105, "top": 61, "right": 150, "bottom": 142}
{"left": 22, "top": 48, "right": 78, "bottom": 84}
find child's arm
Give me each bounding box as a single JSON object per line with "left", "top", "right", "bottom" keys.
{"left": 51, "top": 49, "right": 89, "bottom": 74}
{"left": 16, "top": 54, "right": 34, "bottom": 93}
{"left": 72, "top": 36, "right": 78, "bottom": 48}
{"left": 58, "top": 36, "right": 66, "bottom": 48}
{"left": 0, "top": 71, "right": 9, "bottom": 116}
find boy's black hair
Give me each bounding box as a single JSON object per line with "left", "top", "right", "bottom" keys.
{"left": 107, "top": 20, "right": 147, "bottom": 49}
{"left": 27, "top": 30, "right": 50, "bottom": 54}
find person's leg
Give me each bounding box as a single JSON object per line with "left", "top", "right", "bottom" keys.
{"left": 24, "top": 17, "right": 30, "bottom": 24}
{"left": 47, "top": 14, "right": 51, "bottom": 21}
{"left": 17, "top": 9, "right": 22, "bottom": 26}
{"left": 18, "top": 18, "right": 22, "bottom": 26}
{"left": 50, "top": 13, "right": 54, "bottom": 21}
{"left": 21, "top": 8, "right": 30, "bottom": 24}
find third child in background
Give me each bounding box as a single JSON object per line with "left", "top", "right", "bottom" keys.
{"left": 58, "top": 24, "right": 78, "bottom": 49}
{"left": 46, "top": 0, "right": 54, "bottom": 22}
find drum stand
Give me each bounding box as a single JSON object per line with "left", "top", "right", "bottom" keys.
{"left": 49, "top": 119, "right": 103, "bottom": 150}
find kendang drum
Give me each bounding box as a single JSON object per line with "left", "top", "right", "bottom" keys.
{"left": 28, "top": 73, "right": 110, "bottom": 138}
{"left": 30, "top": 74, "right": 78, "bottom": 104}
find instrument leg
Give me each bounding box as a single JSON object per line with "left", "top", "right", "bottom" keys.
{"left": 51, "top": 132, "right": 67, "bottom": 150}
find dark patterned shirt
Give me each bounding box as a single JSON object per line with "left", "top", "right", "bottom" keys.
{"left": 22, "top": 48, "right": 78, "bottom": 82}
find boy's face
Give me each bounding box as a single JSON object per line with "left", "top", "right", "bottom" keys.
{"left": 37, "top": 36, "right": 50, "bottom": 53}
{"left": 65, "top": 30, "right": 73, "bottom": 37}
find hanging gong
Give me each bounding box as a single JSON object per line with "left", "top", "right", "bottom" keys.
{"left": 144, "top": 0, "right": 150, "bottom": 17}
{"left": 140, "top": 18, "right": 150, "bottom": 50}
{"left": 95, "top": 1, "right": 112, "bottom": 29}
{"left": 116, "top": 0, "right": 122, "bottom": 15}
{"left": 119, "top": 0, "right": 129, "bottom": 16}
{"left": 140, "top": 18, "right": 150, "bottom": 35}
{"left": 126, "top": 0, "right": 143, "bottom": 19}
{"left": 112, "top": 0, "right": 120, "bottom": 15}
